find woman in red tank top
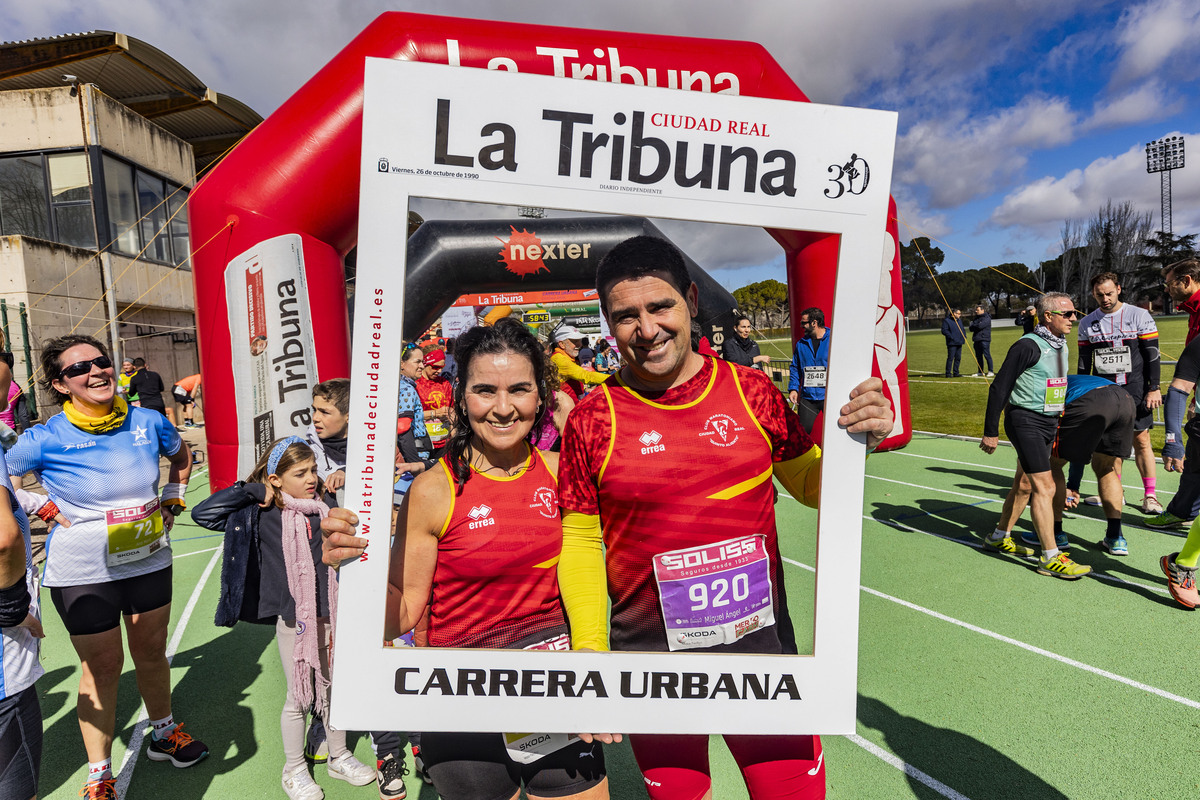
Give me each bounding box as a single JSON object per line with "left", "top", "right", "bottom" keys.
{"left": 325, "top": 317, "right": 610, "bottom": 800}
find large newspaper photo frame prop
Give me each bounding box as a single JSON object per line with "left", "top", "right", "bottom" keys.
{"left": 332, "top": 59, "right": 897, "bottom": 736}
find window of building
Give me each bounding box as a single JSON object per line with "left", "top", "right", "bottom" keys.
{"left": 48, "top": 153, "right": 96, "bottom": 248}
{"left": 102, "top": 154, "right": 189, "bottom": 267}
{"left": 167, "top": 188, "right": 190, "bottom": 266}
{"left": 103, "top": 155, "right": 140, "bottom": 255}
{"left": 0, "top": 155, "right": 51, "bottom": 239}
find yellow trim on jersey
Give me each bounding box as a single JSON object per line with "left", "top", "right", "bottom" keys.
{"left": 707, "top": 464, "right": 774, "bottom": 500}
{"left": 728, "top": 361, "right": 773, "bottom": 448}
{"left": 595, "top": 385, "right": 618, "bottom": 487}
{"left": 436, "top": 460, "right": 456, "bottom": 538}
{"left": 532, "top": 448, "right": 559, "bottom": 486}
{"left": 532, "top": 555, "right": 560, "bottom": 569}
{"left": 470, "top": 444, "right": 534, "bottom": 482}
{"left": 1139, "top": 331, "right": 1159, "bottom": 339}
{"left": 613, "top": 355, "right": 718, "bottom": 410}
{"left": 774, "top": 444, "right": 822, "bottom": 509}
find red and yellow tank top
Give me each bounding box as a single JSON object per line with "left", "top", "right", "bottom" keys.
{"left": 427, "top": 446, "right": 567, "bottom": 649}
{"left": 596, "top": 358, "right": 786, "bottom": 653}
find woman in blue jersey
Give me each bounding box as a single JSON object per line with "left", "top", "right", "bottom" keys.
{"left": 6, "top": 335, "right": 206, "bottom": 800}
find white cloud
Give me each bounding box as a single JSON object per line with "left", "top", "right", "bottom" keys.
{"left": 1082, "top": 81, "right": 1183, "bottom": 131}
{"left": 988, "top": 131, "right": 1200, "bottom": 235}
{"left": 1112, "top": 0, "right": 1200, "bottom": 85}
{"left": 897, "top": 97, "right": 1078, "bottom": 208}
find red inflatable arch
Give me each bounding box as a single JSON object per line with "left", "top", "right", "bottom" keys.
{"left": 190, "top": 12, "right": 910, "bottom": 490}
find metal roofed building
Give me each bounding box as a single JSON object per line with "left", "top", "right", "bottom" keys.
{"left": 0, "top": 30, "right": 262, "bottom": 418}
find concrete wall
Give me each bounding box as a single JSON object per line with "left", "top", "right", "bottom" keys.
{"left": 0, "top": 87, "right": 87, "bottom": 152}
{"left": 91, "top": 89, "right": 193, "bottom": 186}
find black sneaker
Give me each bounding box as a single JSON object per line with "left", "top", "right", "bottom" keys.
{"left": 411, "top": 744, "right": 432, "bottom": 785}
{"left": 146, "top": 723, "right": 209, "bottom": 767}
{"left": 376, "top": 753, "right": 408, "bottom": 800}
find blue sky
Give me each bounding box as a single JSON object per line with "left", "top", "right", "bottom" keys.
{"left": 4, "top": 0, "right": 1197, "bottom": 291}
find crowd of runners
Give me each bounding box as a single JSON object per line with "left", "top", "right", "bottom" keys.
{"left": 8, "top": 244, "right": 1200, "bottom": 800}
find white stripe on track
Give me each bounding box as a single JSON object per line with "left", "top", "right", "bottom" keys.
{"left": 780, "top": 552, "right": 1197, "bottom": 708}
{"left": 115, "top": 547, "right": 223, "bottom": 795}
{"left": 173, "top": 544, "right": 221, "bottom": 559}
{"left": 845, "top": 734, "right": 972, "bottom": 800}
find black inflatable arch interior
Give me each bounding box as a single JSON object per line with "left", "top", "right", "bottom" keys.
{"left": 399, "top": 216, "right": 739, "bottom": 346}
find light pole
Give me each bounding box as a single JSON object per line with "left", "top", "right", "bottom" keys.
{"left": 1146, "top": 135, "right": 1185, "bottom": 234}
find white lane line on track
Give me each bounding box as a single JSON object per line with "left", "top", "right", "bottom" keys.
{"left": 891, "top": 450, "right": 1179, "bottom": 498}
{"left": 116, "top": 547, "right": 223, "bottom": 795}
{"left": 781, "top": 552, "right": 1197, "bottom": 708}
{"left": 173, "top": 545, "right": 221, "bottom": 559}
{"left": 865, "top": 474, "right": 1184, "bottom": 538}
{"left": 845, "top": 735, "right": 972, "bottom": 800}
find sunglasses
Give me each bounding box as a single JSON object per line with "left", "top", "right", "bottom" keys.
{"left": 1045, "top": 310, "right": 1079, "bottom": 320}
{"left": 59, "top": 355, "right": 113, "bottom": 378}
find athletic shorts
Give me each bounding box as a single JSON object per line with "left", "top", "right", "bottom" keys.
{"left": 1003, "top": 405, "right": 1059, "bottom": 475}
{"left": 172, "top": 387, "right": 194, "bottom": 406}
{"left": 419, "top": 731, "right": 605, "bottom": 800}
{"left": 630, "top": 733, "right": 824, "bottom": 800}
{"left": 0, "top": 685, "right": 42, "bottom": 800}
{"left": 50, "top": 565, "right": 173, "bottom": 636}
{"left": 1055, "top": 386, "right": 1136, "bottom": 462}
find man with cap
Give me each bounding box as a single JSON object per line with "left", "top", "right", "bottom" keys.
{"left": 551, "top": 325, "right": 608, "bottom": 401}
{"left": 416, "top": 346, "right": 453, "bottom": 452}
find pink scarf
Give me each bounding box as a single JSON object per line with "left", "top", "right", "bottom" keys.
{"left": 279, "top": 492, "right": 337, "bottom": 716}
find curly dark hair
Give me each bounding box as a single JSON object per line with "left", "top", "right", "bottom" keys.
{"left": 39, "top": 334, "right": 111, "bottom": 404}
{"left": 443, "top": 317, "right": 553, "bottom": 494}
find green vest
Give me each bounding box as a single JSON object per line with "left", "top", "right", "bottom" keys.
{"left": 1010, "top": 333, "right": 1068, "bottom": 415}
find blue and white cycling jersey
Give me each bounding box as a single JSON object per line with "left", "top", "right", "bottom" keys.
{"left": 6, "top": 407, "right": 181, "bottom": 587}
{"left": 0, "top": 447, "right": 41, "bottom": 700}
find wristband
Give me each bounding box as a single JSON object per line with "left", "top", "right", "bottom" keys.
{"left": 35, "top": 499, "right": 61, "bottom": 523}
{"left": 0, "top": 576, "right": 31, "bottom": 628}
{"left": 161, "top": 482, "right": 187, "bottom": 514}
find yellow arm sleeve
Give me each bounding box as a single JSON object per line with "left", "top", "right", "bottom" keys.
{"left": 558, "top": 511, "right": 609, "bottom": 651}
{"left": 553, "top": 352, "right": 609, "bottom": 386}
{"left": 773, "top": 444, "right": 822, "bottom": 508}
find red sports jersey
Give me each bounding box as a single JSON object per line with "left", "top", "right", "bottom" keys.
{"left": 559, "top": 357, "right": 814, "bottom": 653}
{"left": 427, "top": 447, "right": 568, "bottom": 649}
{"left": 416, "top": 376, "right": 453, "bottom": 445}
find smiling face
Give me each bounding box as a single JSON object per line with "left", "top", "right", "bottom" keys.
{"left": 1092, "top": 279, "right": 1122, "bottom": 314}
{"left": 269, "top": 457, "right": 318, "bottom": 499}
{"left": 557, "top": 338, "right": 582, "bottom": 359}
{"left": 52, "top": 343, "right": 116, "bottom": 414}
{"left": 463, "top": 350, "right": 539, "bottom": 460}
{"left": 604, "top": 273, "right": 701, "bottom": 392}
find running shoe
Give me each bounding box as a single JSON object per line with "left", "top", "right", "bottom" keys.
{"left": 328, "top": 753, "right": 376, "bottom": 786}
{"left": 1145, "top": 511, "right": 1191, "bottom": 529}
{"left": 1160, "top": 553, "right": 1198, "bottom": 609}
{"left": 1019, "top": 531, "right": 1069, "bottom": 549}
{"left": 146, "top": 724, "right": 209, "bottom": 767}
{"left": 982, "top": 535, "right": 1035, "bottom": 556}
{"left": 411, "top": 745, "right": 432, "bottom": 785}
{"left": 1100, "top": 536, "right": 1129, "bottom": 556}
{"left": 986, "top": 372, "right": 994, "bottom": 377}
{"left": 1141, "top": 495, "right": 1165, "bottom": 515}
{"left": 1037, "top": 552, "right": 1092, "bottom": 579}
{"left": 305, "top": 718, "right": 328, "bottom": 765}
{"left": 376, "top": 753, "right": 408, "bottom": 800}
{"left": 282, "top": 766, "right": 325, "bottom": 800}
{"left": 1084, "top": 495, "right": 1102, "bottom": 507}
{"left": 81, "top": 777, "right": 118, "bottom": 799}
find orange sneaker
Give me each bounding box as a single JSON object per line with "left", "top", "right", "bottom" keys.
{"left": 1161, "top": 553, "right": 1198, "bottom": 609}
{"left": 80, "top": 777, "right": 118, "bottom": 799}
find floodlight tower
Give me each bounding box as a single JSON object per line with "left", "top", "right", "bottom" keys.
{"left": 1146, "top": 135, "right": 1185, "bottom": 234}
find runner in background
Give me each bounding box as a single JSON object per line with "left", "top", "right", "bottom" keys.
{"left": 117, "top": 359, "right": 137, "bottom": 404}
{"left": 788, "top": 308, "right": 831, "bottom": 434}
{"left": 1076, "top": 273, "right": 1162, "bottom": 515}
{"left": 556, "top": 235, "right": 892, "bottom": 799}
{"left": 172, "top": 374, "right": 202, "bottom": 428}
{"left": 416, "top": 348, "right": 453, "bottom": 453}
{"left": 550, "top": 325, "right": 608, "bottom": 401}
{"left": 128, "top": 357, "right": 167, "bottom": 419}
{"left": 7, "top": 334, "right": 203, "bottom": 800}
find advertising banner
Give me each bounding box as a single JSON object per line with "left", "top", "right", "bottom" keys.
{"left": 224, "top": 235, "right": 320, "bottom": 477}
{"left": 335, "top": 59, "right": 896, "bottom": 735}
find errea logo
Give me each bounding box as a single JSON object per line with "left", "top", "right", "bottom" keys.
{"left": 467, "top": 505, "right": 495, "bottom": 529}
{"left": 639, "top": 430, "right": 666, "bottom": 455}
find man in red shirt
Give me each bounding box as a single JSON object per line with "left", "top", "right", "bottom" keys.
{"left": 416, "top": 348, "right": 453, "bottom": 451}
{"left": 556, "top": 235, "right": 892, "bottom": 799}
{"left": 1165, "top": 259, "right": 1200, "bottom": 345}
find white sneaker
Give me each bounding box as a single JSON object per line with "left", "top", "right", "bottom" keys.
{"left": 328, "top": 753, "right": 376, "bottom": 786}
{"left": 986, "top": 372, "right": 994, "bottom": 377}
{"left": 282, "top": 767, "right": 325, "bottom": 800}
{"left": 1142, "top": 495, "right": 1165, "bottom": 515}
